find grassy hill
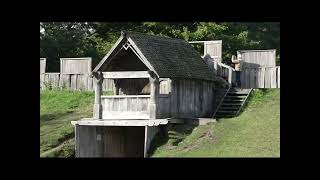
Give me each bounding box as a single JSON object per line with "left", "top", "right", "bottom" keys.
{"left": 150, "top": 89, "right": 280, "bottom": 157}
{"left": 40, "top": 89, "right": 280, "bottom": 157}
{"left": 40, "top": 90, "right": 95, "bottom": 157}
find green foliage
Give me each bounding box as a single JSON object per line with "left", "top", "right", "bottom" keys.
{"left": 40, "top": 22, "right": 279, "bottom": 71}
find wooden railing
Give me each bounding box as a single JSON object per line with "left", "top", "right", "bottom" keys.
{"left": 211, "top": 60, "right": 235, "bottom": 85}
{"left": 101, "top": 95, "right": 151, "bottom": 119}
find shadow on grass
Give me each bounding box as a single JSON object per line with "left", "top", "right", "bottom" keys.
{"left": 147, "top": 124, "right": 198, "bottom": 157}
{"left": 40, "top": 111, "right": 75, "bottom": 122}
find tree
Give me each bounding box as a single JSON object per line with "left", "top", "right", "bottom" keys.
{"left": 40, "top": 22, "right": 280, "bottom": 71}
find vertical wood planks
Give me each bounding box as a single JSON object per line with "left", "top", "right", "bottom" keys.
{"left": 70, "top": 74, "right": 78, "bottom": 90}
{"left": 260, "top": 67, "right": 265, "bottom": 88}
{"left": 60, "top": 58, "right": 92, "bottom": 74}
{"left": 264, "top": 67, "right": 271, "bottom": 88}
{"left": 240, "top": 69, "right": 245, "bottom": 89}
{"left": 249, "top": 68, "right": 255, "bottom": 88}
{"left": 244, "top": 69, "right": 250, "bottom": 89}
{"left": 277, "top": 67, "right": 280, "bottom": 88}
{"left": 270, "top": 67, "right": 277, "bottom": 88}
{"left": 40, "top": 58, "right": 46, "bottom": 74}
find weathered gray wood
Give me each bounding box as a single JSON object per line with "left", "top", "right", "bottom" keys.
{"left": 40, "top": 58, "right": 46, "bottom": 74}
{"left": 264, "top": 67, "right": 271, "bottom": 88}
{"left": 60, "top": 58, "right": 92, "bottom": 74}
{"left": 255, "top": 68, "right": 260, "bottom": 88}
{"left": 70, "top": 74, "right": 78, "bottom": 90}
{"left": 93, "top": 72, "right": 103, "bottom": 119}
{"left": 59, "top": 74, "right": 71, "bottom": 89}
{"left": 75, "top": 124, "right": 80, "bottom": 157}
{"left": 249, "top": 68, "right": 255, "bottom": 88}
{"left": 277, "top": 67, "right": 280, "bottom": 88}
{"left": 245, "top": 69, "right": 250, "bottom": 89}
{"left": 48, "top": 73, "right": 60, "bottom": 89}
{"left": 260, "top": 67, "right": 265, "bottom": 88}
{"left": 149, "top": 71, "right": 159, "bottom": 119}
{"left": 102, "top": 71, "right": 149, "bottom": 79}
{"left": 144, "top": 126, "right": 159, "bottom": 157}
{"left": 270, "top": 67, "right": 277, "bottom": 88}
{"left": 204, "top": 40, "right": 222, "bottom": 62}
{"left": 40, "top": 74, "right": 45, "bottom": 89}
{"left": 237, "top": 50, "right": 276, "bottom": 69}
{"left": 76, "top": 74, "right": 88, "bottom": 90}
{"left": 101, "top": 95, "right": 151, "bottom": 119}
{"left": 228, "top": 68, "right": 233, "bottom": 84}
{"left": 240, "top": 70, "right": 245, "bottom": 88}
{"left": 72, "top": 119, "right": 168, "bottom": 126}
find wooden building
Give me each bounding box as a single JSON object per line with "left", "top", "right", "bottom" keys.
{"left": 71, "top": 31, "right": 220, "bottom": 157}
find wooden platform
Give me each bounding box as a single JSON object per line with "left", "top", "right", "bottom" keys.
{"left": 71, "top": 118, "right": 168, "bottom": 126}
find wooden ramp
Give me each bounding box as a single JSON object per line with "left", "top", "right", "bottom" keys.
{"left": 214, "top": 88, "right": 252, "bottom": 118}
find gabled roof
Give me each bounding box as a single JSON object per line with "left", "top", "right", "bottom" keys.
{"left": 93, "top": 31, "right": 215, "bottom": 81}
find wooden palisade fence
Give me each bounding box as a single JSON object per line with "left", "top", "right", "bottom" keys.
{"left": 240, "top": 66, "right": 280, "bottom": 88}
{"left": 40, "top": 73, "right": 116, "bottom": 91}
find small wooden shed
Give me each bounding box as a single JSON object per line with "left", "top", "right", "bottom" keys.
{"left": 71, "top": 31, "right": 218, "bottom": 157}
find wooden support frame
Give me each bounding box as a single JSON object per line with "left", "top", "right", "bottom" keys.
{"left": 93, "top": 71, "right": 103, "bottom": 119}
{"left": 102, "top": 71, "right": 150, "bottom": 79}
{"left": 148, "top": 71, "right": 159, "bottom": 119}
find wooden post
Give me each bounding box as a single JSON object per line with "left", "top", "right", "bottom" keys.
{"left": 149, "top": 71, "right": 159, "bottom": 119}
{"left": 93, "top": 71, "right": 103, "bottom": 119}
{"left": 228, "top": 68, "right": 232, "bottom": 84}
{"left": 213, "top": 61, "right": 218, "bottom": 75}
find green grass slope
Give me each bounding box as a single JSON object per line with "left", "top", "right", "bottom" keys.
{"left": 40, "top": 90, "right": 94, "bottom": 157}
{"left": 151, "top": 89, "right": 280, "bottom": 157}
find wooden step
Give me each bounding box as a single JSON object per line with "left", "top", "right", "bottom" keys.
{"left": 216, "top": 110, "right": 238, "bottom": 114}
{"left": 221, "top": 103, "right": 242, "bottom": 106}
{"left": 219, "top": 106, "right": 240, "bottom": 110}
{"left": 215, "top": 114, "right": 235, "bottom": 118}
{"left": 224, "top": 96, "right": 246, "bottom": 99}
{"left": 223, "top": 99, "right": 244, "bottom": 102}
{"left": 227, "top": 92, "right": 249, "bottom": 96}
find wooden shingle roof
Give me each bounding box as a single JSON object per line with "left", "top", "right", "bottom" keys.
{"left": 93, "top": 31, "right": 215, "bottom": 81}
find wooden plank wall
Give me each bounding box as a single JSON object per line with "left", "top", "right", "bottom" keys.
{"left": 156, "top": 95, "right": 171, "bottom": 119}
{"left": 40, "top": 73, "right": 115, "bottom": 91}
{"left": 170, "top": 79, "right": 215, "bottom": 118}
{"left": 101, "top": 95, "right": 150, "bottom": 119}
{"left": 144, "top": 126, "right": 159, "bottom": 157}
{"left": 60, "top": 58, "right": 92, "bottom": 74}
{"left": 76, "top": 126, "right": 145, "bottom": 157}
{"left": 204, "top": 40, "right": 222, "bottom": 63}
{"left": 237, "top": 50, "right": 276, "bottom": 69}
{"left": 240, "top": 66, "right": 280, "bottom": 88}
{"left": 40, "top": 58, "right": 46, "bottom": 74}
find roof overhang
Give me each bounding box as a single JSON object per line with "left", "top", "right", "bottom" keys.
{"left": 92, "top": 33, "right": 160, "bottom": 78}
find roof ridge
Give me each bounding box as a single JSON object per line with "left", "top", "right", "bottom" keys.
{"left": 122, "top": 30, "right": 187, "bottom": 42}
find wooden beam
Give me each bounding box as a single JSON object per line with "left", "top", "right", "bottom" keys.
{"left": 102, "top": 71, "right": 150, "bottom": 79}
{"left": 149, "top": 71, "right": 159, "bottom": 119}
{"left": 93, "top": 71, "right": 103, "bottom": 119}
{"left": 92, "top": 35, "right": 125, "bottom": 72}
{"left": 71, "top": 119, "right": 168, "bottom": 126}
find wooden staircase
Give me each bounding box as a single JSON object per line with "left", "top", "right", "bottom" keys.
{"left": 214, "top": 88, "right": 252, "bottom": 118}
